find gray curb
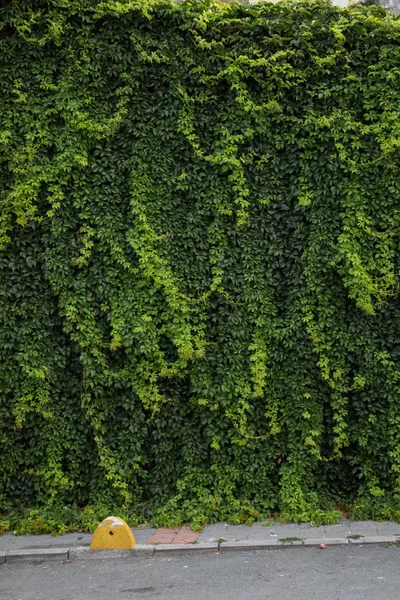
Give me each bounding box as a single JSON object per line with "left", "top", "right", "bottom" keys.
{"left": 6, "top": 548, "right": 70, "bottom": 563}
{"left": 154, "top": 543, "right": 218, "bottom": 554}
{"left": 348, "top": 535, "right": 399, "bottom": 544}
{"left": 1, "top": 536, "right": 399, "bottom": 563}
{"left": 218, "top": 538, "right": 350, "bottom": 551}
{"left": 304, "top": 538, "right": 349, "bottom": 546}
{"left": 220, "top": 540, "right": 284, "bottom": 550}
{"left": 69, "top": 545, "right": 154, "bottom": 561}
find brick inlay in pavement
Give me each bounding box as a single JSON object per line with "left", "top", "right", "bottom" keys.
{"left": 147, "top": 525, "right": 199, "bottom": 545}
{"left": 173, "top": 525, "right": 199, "bottom": 544}
{"left": 147, "top": 528, "right": 179, "bottom": 544}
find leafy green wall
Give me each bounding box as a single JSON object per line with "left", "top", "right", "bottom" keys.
{"left": 2, "top": 0, "right": 400, "bottom": 526}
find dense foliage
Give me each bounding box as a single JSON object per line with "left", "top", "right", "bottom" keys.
{"left": 2, "top": 0, "right": 400, "bottom": 530}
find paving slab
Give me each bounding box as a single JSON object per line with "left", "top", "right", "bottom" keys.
{"left": 133, "top": 528, "right": 157, "bottom": 544}
{"left": 298, "top": 528, "right": 326, "bottom": 540}
{"left": 275, "top": 524, "right": 305, "bottom": 533}
{"left": 0, "top": 531, "right": 92, "bottom": 550}
{"left": 275, "top": 522, "right": 302, "bottom": 530}
{"left": 198, "top": 524, "right": 252, "bottom": 543}
{"left": 324, "top": 524, "right": 352, "bottom": 538}
{"left": 197, "top": 523, "right": 230, "bottom": 543}
{"left": 0, "top": 551, "right": 6, "bottom": 563}
{"left": 375, "top": 523, "right": 400, "bottom": 535}
{"left": 242, "top": 523, "right": 282, "bottom": 541}
{"left": 220, "top": 525, "right": 253, "bottom": 541}
{"left": 274, "top": 527, "right": 305, "bottom": 540}
{"left": 242, "top": 529, "right": 280, "bottom": 541}
{"left": 246, "top": 522, "right": 268, "bottom": 533}
{"left": 349, "top": 520, "right": 379, "bottom": 535}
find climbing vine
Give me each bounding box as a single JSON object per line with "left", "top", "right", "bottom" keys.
{"left": 2, "top": 0, "right": 400, "bottom": 529}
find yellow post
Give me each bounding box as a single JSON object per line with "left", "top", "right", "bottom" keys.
{"left": 90, "top": 516, "right": 136, "bottom": 550}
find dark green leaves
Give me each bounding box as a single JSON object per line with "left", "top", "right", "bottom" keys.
{"left": 1, "top": 0, "right": 400, "bottom": 526}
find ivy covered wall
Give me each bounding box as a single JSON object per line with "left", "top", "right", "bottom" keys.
{"left": 2, "top": 0, "right": 400, "bottom": 526}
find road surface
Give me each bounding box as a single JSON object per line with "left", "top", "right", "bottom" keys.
{"left": 1, "top": 544, "right": 400, "bottom": 600}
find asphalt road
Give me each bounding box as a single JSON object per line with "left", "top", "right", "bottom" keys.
{"left": 1, "top": 545, "right": 400, "bottom": 600}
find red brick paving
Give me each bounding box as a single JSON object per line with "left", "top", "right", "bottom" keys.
{"left": 147, "top": 525, "right": 199, "bottom": 545}
{"left": 147, "top": 528, "right": 179, "bottom": 544}
{"left": 173, "top": 525, "right": 199, "bottom": 544}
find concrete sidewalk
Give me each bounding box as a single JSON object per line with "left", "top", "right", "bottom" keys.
{"left": 1, "top": 518, "right": 400, "bottom": 563}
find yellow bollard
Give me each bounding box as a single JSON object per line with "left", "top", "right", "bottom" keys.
{"left": 90, "top": 516, "right": 136, "bottom": 550}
